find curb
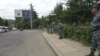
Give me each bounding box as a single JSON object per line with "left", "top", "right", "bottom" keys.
{"left": 43, "top": 32, "right": 63, "bottom": 56}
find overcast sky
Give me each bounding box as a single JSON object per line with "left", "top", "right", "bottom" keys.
{"left": 0, "top": 0, "right": 65, "bottom": 19}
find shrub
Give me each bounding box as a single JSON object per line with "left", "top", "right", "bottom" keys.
{"left": 63, "top": 25, "right": 92, "bottom": 45}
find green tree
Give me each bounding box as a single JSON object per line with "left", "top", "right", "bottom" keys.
{"left": 4, "top": 20, "right": 9, "bottom": 26}
{"left": 64, "top": 0, "right": 94, "bottom": 25}
{"left": 45, "top": 3, "right": 64, "bottom": 24}
{"left": 30, "top": 4, "right": 38, "bottom": 19}
{"left": 15, "top": 17, "right": 22, "bottom": 29}
{"left": 54, "top": 3, "right": 63, "bottom": 17}
{"left": 0, "top": 17, "right": 4, "bottom": 26}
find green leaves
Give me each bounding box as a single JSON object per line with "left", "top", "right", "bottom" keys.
{"left": 63, "top": 25, "right": 92, "bottom": 45}
{"left": 0, "top": 17, "right": 4, "bottom": 26}
{"left": 54, "top": 3, "right": 63, "bottom": 17}
{"left": 65, "top": 0, "right": 94, "bottom": 24}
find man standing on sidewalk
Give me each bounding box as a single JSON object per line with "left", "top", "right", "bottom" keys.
{"left": 57, "top": 19, "right": 64, "bottom": 39}
{"left": 86, "top": 3, "right": 100, "bottom": 56}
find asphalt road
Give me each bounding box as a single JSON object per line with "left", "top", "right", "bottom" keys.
{"left": 0, "top": 30, "right": 56, "bottom": 56}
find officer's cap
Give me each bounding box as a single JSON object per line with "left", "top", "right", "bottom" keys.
{"left": 91, "top": 3, "right": 100, "bottom": 10}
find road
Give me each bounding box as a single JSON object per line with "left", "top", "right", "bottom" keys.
{"left": 0, "top": 30, "right": 56, "bottom": 56}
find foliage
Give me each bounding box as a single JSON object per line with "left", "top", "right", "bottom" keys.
{"left": 31, "top": 4, "right": 38, "bottom": 19}
{"left": 0, "top": 17, "right": 11, "bottom": 26}
{"left": 15, "top": 17, "right": 23, "bottom": 29}
{"left": 64, "top": 0, "right": 93, "bottom": 24}
{"left": 43, "top": 3, "right": 64, "bottom": 24}
{"left": 0, "top": 17, "right": 4, "bottom": 26}
{"left": 63, "top": 25, "right": 92, "bottom": 45}
{"left": 44, "top": 0, "right": 100, "bottom": 25}
{"left": 53, "top": 3, "right": 63, "bottom": 17}
{"left": 4, "top": 20, "right": 9, "bottom": 26}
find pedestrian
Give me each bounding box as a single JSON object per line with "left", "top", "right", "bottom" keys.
{"left": 50, "top": 22, "right": 53, "bottom": 34}
{"left": 47, "top": 24, "right": 51, "bottom": 33}
{"left": 57, "top": 19, "right": 64, "bottom": 39}
{"left": 86, "top": 3, "right": 100, "bottom": 56}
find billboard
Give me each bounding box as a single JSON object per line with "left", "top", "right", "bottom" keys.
{"left": 15, "top": 10, "right": 23, "bottom": 17}
{"left": 15, "top": 9, "right": 30, "bottom": 17}
{"left": 22, "top": 10, "right": 30, "bottom": 17}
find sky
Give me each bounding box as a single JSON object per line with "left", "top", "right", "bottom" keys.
{"left": 0, "top": 0, "right": 65, "bottom": 19}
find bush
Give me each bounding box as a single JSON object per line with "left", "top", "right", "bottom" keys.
{"left": 63, "top": 25, "right": 92, "bottom": 45}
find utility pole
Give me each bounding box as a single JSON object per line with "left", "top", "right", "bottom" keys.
{"left": 30, "top": 4, "right": 33, "bottom": 30}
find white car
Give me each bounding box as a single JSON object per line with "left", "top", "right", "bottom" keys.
{"left": 0, "top": 29, "right": 3, "bottom": 33}
{"left": 4, "top": 27, "right": 10, "bottom": 32}
{"left": 0, "top": 26, "right": 5, "bottom": 33}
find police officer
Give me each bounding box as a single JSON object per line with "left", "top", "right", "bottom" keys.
{"left": 86, "top": 3, "right": 100, "bottom": 56}
{"left": 57, "top": 19, "right": 64, "bottom": 39}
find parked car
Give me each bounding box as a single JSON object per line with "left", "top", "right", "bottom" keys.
{"left": 0, "top": 26, "right": 5, "bottom": 33}
{"left": 0, "top": 28, "right": 3, "bottom": 33}
{"left": 4, "top": 27, "right": 10, "bottom": 32}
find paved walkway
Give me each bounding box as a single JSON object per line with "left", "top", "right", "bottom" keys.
{"left": 43, "top": 32, "right": 98, "bottom": 56}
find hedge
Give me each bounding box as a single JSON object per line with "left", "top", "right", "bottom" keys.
{"left": 63, "top": 25, "right": 92, "bottom": 45}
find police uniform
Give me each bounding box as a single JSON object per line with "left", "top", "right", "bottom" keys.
{"left": 90, "top": 12, "right": 100, "bottom": 53}
{"left": 85, "top": 3, "right": 100, "bottom": 56}
{"left": 57, "top": 20, "right": 64, "bottom": 39}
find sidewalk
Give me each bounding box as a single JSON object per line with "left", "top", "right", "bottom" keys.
{"left": 43, "top": 32, "right": 98, "bottom": 56}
